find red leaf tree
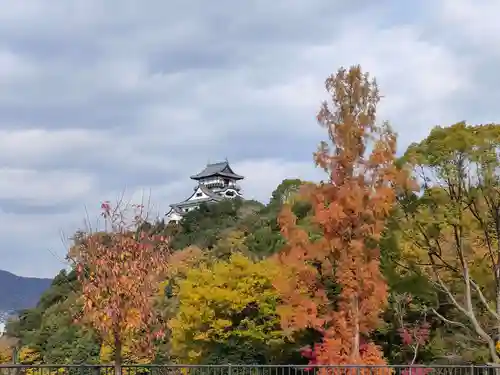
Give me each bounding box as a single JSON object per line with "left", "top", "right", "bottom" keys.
{"left": 393, "top": 293, "right": 431, "bottom": 373}
{"left": 274, "top": 65, "right": 413, "bottom": 366}
{"left": 70, "top": 200, "right": 170, "bottom": 374}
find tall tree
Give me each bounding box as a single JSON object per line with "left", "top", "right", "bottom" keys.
{"left": 275, "top": 65, "right": 411, "bottom": 365}
{"left": 71, "top": 201, "right": 170, "bottom": 374}
{"left": 399, "top": 122, "right": 500, "bottom": 363}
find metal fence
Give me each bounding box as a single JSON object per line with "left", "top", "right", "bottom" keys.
{"left": 0, "top": 366, "right": 500, "bottom": 375}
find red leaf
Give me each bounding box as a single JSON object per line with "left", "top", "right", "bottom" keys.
{"left": 398, "top": 327, "right": 414, "bottom": 346}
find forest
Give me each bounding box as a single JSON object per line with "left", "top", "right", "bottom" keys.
{"left": 1, "top": 64, "right": 500, "bottom": 367}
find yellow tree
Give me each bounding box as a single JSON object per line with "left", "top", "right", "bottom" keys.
{"left": 399, "top": 122, "right": 500, "bottom": 363}
{"left": 167, "top": 253, "right": 284, "bottom": 364}
{"left": 71, "top": 201, "right": 171, "bottom": 374}
{"left": 0, "top": 337, "right": 14, "bottom": 363}
{"left": 274, "top": 65, "right": 412, "bottom": 365}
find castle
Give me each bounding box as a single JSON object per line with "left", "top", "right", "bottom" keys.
{"left": 165, "top": 160, "right": 244, "bottom": 222}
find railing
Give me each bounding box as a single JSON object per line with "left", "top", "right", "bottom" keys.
{"left": 0, "top": 365, "right": 499, "bottom": 375}
{"left": 200, "top": 180, "right": 241, "bottom": 191}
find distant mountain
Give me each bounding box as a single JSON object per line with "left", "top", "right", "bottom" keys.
{"left": 0, "top": 269, "right": 52, "bottom": 312}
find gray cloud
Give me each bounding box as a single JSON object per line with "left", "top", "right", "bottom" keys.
{"left": 0, "top": 0, "right": 496, "bottom": 277}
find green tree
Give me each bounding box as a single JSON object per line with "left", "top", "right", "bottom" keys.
{"left": 8, "top": 269, "right": 101, "bottom": 365}
{"left": 268, "top": 179, "right": 304, "bottom": 209}
{"left": 373, "top": 220, "right": 442, "bottom": 364}
{"left": 398, "top": 122, "right": 500, "bottom": 363}
{"left": 171, "top": 200, "right": 243, "bottom": 250}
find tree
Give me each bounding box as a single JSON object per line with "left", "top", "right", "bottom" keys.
{"left": 372, "top": 213, "right": 446, "bottom": 364}
{"left": 167, "top": 253, "right": 286, "bottom": 364}
{"left": 245, "top": 225, "right": 285, "bottom": 258}
{"left": 171, "top": 200, "right": 243, "bottom": 250}
{"left": 211, "top": 230, "right": 248, "bottom": 260}
{"left": 399, "top": 122, "right": 500, "bottom": 363}
{"left": 0, "top": 337, "right": 15, "bottom": 363}
{"left": 8, "top": 269, "right": 101, "bottom": 365}
{"left": 392, "top": 293, "right": 431, "bottom": 365}
{"left": 72, "top": 201, "right": 170, "bottom": 374}
{"left": 268, "top": 179, "right": 307, "bottom": 210}
{"left": 274, "top": 65, "right": 412, "bottom": 365}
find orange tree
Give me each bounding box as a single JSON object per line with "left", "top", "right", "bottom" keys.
{"left": 71, "top": 201, "right": 170, "bottom": 374}
{"left": 274, "top": 65, "right": 413, "bottom": 365}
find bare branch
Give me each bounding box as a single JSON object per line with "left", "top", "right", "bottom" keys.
{"left": 470, "top": 280, "right": 500, "bottom": 321}
{"left": 431, "top": 308, "right": 468, "bottom": 329}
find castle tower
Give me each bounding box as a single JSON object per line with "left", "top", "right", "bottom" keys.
{"left": 165, "top": 160, "right": 244, "bottom": 222}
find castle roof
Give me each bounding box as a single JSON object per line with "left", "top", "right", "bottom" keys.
{"left": 190, "top": 161, "right": 244, "bottom": 180}
{"left": 169, "top": 183, "right": 223, "bottom": 208}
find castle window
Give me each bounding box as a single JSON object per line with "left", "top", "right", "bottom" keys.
{"left": 196, "top": 192, "right": 202, "bottom": 197}
{"left": 225, "top": 191, "right": 235, "bottom": 197}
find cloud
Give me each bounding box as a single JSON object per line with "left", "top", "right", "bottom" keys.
{"left": 437, "top": 0, "right": 500, "bottom": 48}
{"left": 0, "top": 0, "right": 495, "bottom": 277}
{"left": 233, "top": 159, "right": 325, "bottom": 204}
{"left": 0, "top": 168, "right": 94, "bottom": 205}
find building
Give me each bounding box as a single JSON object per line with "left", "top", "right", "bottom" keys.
{"left": 165, "top": 160, "right": 244, "bottom": 222}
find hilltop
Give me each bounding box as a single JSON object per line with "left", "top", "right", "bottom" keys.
{"left": 0, "top": 269, "right": 52, "bottom": 313}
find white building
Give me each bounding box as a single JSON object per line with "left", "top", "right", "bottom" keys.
{"left": 0, "top": 322, "right": 5, "bottom": 337}
{"left": 165, "top": 160, "right": 244, "bottom": 222}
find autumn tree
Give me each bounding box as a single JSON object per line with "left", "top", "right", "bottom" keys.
{"left": 274, "top": 65, "right": 412, "bottom": 365}
{"left": 0, "top": 337, "right": 15, "bottom": 364}
{"left": 211, "top": 230, "right": 248, "bottom": 260}
{"left": 71, "top": 200, "right": 170, "bottom": 374}
{"left": 398, "top": 122, "right": 500, "bottom": 363}
{"left": 167, "top": 253, "right": 286, "bottom": 364}
{"left": 391, "top": 293, "right": 431, "bottom": 365}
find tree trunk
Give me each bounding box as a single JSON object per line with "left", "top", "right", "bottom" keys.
{"left": 495, "top": 271, "right": 500, "bottom": 375}
{"left": 496, "top": 271, "right": 500, "bottom": 347}
{"left": 114, "top": 330, "right": 122, "bottom": 375}
{"left": 351, "top": 295, "right": 360, "bottom": 360}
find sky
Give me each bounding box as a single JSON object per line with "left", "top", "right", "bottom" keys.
{"left": 0, "top": 0, "right": 498, "bottom": 277}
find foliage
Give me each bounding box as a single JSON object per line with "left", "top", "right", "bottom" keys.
{"left": 170, "top": 199, "right": 244, "bottom": 250}
{"left": 7, "top": 269, "right": 101, "bottom": 365}
{"left": 267, "top": 179, "right": 310, "bottom": 211}
{"left": 18, "top": 346, "right": 41, "bottom": 365}
{"left": 398, "top": 122, "right": 500, "bottom": 363}
{"left": 244, "top": 225, "right": 285, "bottom": 258}
{"left": 0, "top": 337, "right": 15, "bottom": 363}
{"left": 392, "top": 293, "right": 431, "bottom": 364}
{"left": 72, "top": 202, "right": 171, "bottom": 370}
{"left": 244, "top": 179, "right": 313, "bottom": 258}
{"left": 274, "top": 65, "right": 412, "bottom": 365}
{"left": 167, "top": 253, "right": 286, "bottom": 364}
{"left": 11, "top": 66, "right": 500, "bottom": 367}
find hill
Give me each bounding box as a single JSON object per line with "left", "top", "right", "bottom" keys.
{"left": 0, "top": 269, "right": 52, "bottom": 312}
